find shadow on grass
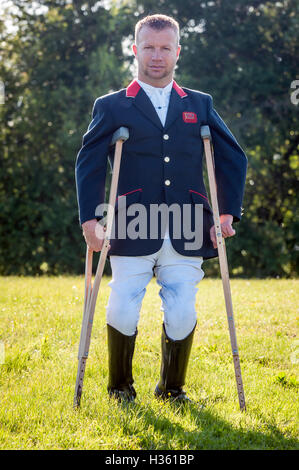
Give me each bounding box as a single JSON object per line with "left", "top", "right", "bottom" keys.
{"left": 114, "top": 399, "right": 299, "bottom": 451}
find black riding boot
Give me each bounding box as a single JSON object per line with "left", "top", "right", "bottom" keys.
{"left": 107, "top": 324, "right": 137, "bottom": 402}
{"left": 155, "top": 323, "right": 196, "bottom": 401}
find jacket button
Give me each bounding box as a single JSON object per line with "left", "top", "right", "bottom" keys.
{"left": 163, "top": 134, "right": 169, "bottom": 140}
{"left": 165, "top": 179, "right": 171, "bottom": 186}
{"left": 164, "top": 156, "right": 170, "bottom": 162}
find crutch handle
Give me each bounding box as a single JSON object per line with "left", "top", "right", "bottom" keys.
{"left": 110, "top": 126, "right": 129, "bottom": 146}
{"left": 200, "top": 125, "right": 211, "bottom": 140}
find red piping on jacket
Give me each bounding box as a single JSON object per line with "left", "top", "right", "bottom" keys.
{"left": 118, "top": 188, "right": 142, "bottom": 198}
{"left": 189, "top": 189, "right": 209, "bottom": 200}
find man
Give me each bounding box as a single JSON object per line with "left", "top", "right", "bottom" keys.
{"left": 75, "top": 14, "right": 247, "bottom": 402}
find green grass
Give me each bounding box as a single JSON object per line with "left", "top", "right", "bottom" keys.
{"left": 0, "top": 276, "right": 298, "bottom": 450}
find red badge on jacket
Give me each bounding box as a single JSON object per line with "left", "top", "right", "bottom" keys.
{"left": 183, "top": 112, "right": 198, "bottom": 123}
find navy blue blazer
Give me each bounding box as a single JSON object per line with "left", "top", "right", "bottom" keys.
{"left": 75, "top": 80, "right": 247, "bottom": 259}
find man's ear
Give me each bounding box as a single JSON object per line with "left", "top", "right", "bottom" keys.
{"left": 132, "top": 44, "right": 137, "bottom": 57}
{"left": 176, "top": 45, "right": 181, "bottom": 59}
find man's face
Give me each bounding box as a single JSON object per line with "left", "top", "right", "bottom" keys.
{"left": 133, "top": 26, "right": 181, "bottom": 87}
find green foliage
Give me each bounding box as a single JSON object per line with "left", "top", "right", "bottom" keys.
{"left": 0, "top": 0, "right": 130, "bottom": 275}
{"left": 272, "top": 372, "right": 298, "bottom": 389}
{"left": 133, "top": 0, "right": 299, "bottom": 277}
{"left": 0, "top": 0, "right": 298, "bottom": 276}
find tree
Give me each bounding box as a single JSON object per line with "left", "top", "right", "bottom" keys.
{"left": 1, "top": 0, "right": 298, "bottom": 277}
{"left": 0, "top": 0, "right": 130, "bottom": 274}
{"left": 132, "top": 0, "right": 299, "bottom": 277}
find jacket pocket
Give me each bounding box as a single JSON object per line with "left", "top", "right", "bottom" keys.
{"left": 189, "top": 189, "right": 212, "bottom": 214}
{"left": 115, "top": 188, "right": 143, "bottom": 213}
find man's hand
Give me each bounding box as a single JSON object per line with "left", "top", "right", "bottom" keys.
{"left": 82, "top": 219, "right": 109, "bottom": 252}
{"left": 210, "top": 214, "right": 236, "bottom": 249}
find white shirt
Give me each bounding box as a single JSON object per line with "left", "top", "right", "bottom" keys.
{"left": 137, "top": 79, "right": 173, "bottom": 240}
{"left": 137, "top": 79, "right": 173, "bottom": 127}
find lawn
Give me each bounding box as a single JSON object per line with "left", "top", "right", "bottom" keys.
{"left": 0, "top": 276, "right": 298, "bottom": 450}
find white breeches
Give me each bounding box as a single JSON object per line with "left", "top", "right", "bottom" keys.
{"left": 106, "top": 236, "right": 204, "bottom": 341}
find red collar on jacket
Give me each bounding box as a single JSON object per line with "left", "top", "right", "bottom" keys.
{"left": 126, "top": 79, "right": 188, "bottom": 98}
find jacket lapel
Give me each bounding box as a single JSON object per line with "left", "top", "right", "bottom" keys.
{"left": 126, "top": 80, "right": 163, "bottom": 130}
{"left": 164, "top": 81, "right": 188, "bottom": 130}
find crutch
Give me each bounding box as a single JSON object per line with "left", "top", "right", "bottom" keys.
{"left": 74, "top": 126, "right": 129, "bottom": 408}
{"left": 200, "top": 125, "right": 246, "bottom": 412}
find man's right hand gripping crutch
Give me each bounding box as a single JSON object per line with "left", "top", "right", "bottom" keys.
{"left": 73, "top": 127, "right": 129, "bottom": 408}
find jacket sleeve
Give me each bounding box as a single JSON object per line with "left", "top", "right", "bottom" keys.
{"left": 75, "top": 98, "right": 114, "bottom": 225}
{"left": 207, "top": 95, "right": 247, "bottom": 222}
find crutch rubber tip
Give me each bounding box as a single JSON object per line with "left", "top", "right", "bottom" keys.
{"left": 200, "top": 125, "right": 211, "bottom": 139}
{"left": 111, "top": 127, "right": 129, "bottom": 145}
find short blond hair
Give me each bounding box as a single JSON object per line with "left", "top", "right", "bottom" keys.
{"left": 135, "top": 14, "right": 180, "bottom": 45}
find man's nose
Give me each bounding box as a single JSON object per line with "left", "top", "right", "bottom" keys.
{"left": 152, "top": 48, "right": 163, "bottom": 60}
